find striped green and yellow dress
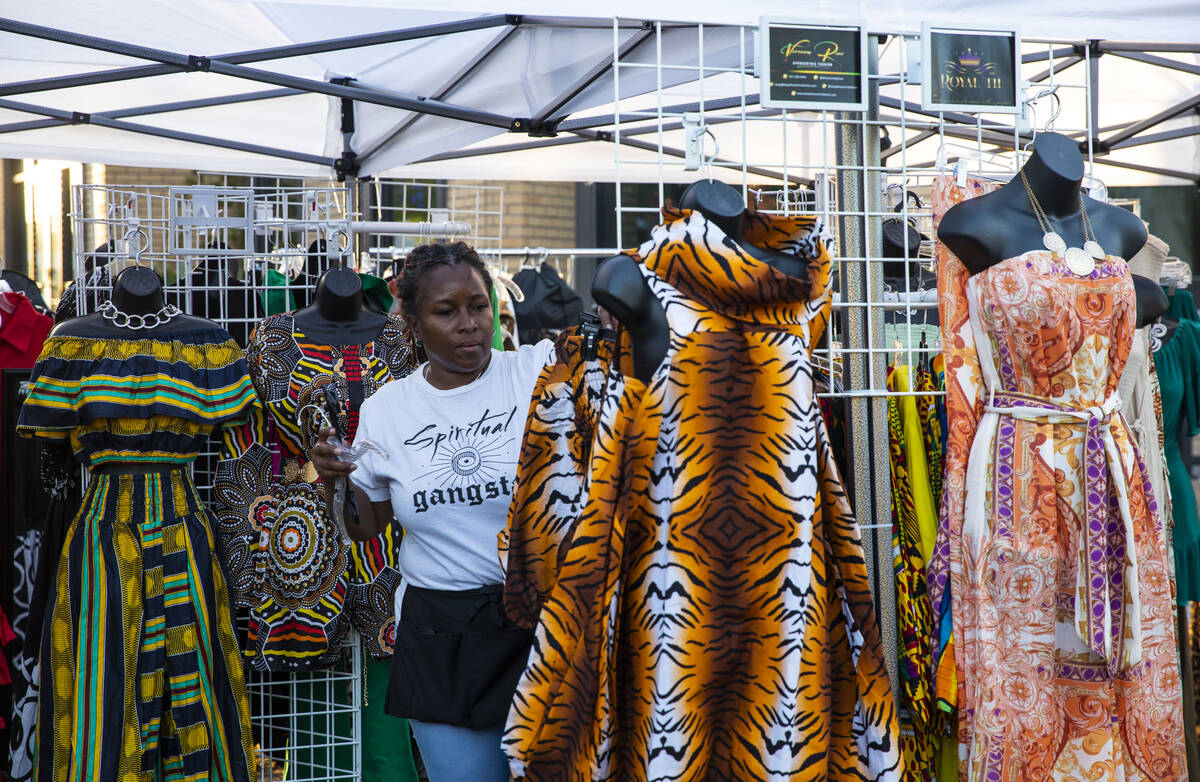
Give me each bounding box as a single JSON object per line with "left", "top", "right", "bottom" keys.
{"left": 17, "top": 328, "right": 258, "bottom": 782}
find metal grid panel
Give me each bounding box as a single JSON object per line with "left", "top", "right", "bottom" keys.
{"left": 70, "top": 180, "right": 362, "bottom": 782}
{"left": 607, "top": 21, "right": 1097, "bottom": 692}
{"left": 358, "top": 178, "right": 504, "bottom": 280}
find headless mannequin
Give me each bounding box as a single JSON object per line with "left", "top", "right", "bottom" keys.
{"left": 52, "top": 265, "right": 212, "bottom": 338}
{"left": 938, "top": 132, "right": 1162, "bottom": 327}
{"left": 291, "top": 265, "right": 387, "bottom": 345}
{"left": 592, "top": 179, "right": 809, "bottom": 381}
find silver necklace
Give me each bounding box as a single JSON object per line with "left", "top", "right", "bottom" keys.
{"left": 1020, "top": 170, "right": 1105, "bottom": 277}
{"left": 423, "top": 361, "right": 488, "bottom": 387}
{"left": 98, "top": 299, "right": 181, "bottom": 330}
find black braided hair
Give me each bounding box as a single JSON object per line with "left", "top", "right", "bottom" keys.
{"left": 396, "top": 241, "right": 493, "bottom": 315}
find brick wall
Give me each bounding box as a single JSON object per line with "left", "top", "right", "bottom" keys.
{"left": 453, "top": 179, "right": 576, "bottom": 250}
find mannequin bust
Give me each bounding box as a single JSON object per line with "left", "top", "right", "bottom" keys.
{"left": 938, "top": 132, "right": 1160, "bottom": 326}
{"left": 292, "top": 265, "right": 387, "bottom": 344}
{"left": 592, "top": 179, "right": 809, "bottom": 381}
{"left": 52, "top": 265, "right": 212, "bottom": 337}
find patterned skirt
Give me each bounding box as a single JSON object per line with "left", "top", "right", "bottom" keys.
{"left": 36, "top": 470, "right": 254, "bottom": 782}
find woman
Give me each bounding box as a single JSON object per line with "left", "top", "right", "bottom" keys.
{"left": 312, "top": 241, "right": 554, "bottom": 781}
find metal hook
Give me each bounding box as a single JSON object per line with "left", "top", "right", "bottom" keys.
{"left": 1022, "top": 86, "right": 1061, "bottom": 153}
{"left": 123, "top": 224, "right": 149, "bottom": 266}
{"left": 935, "top": 113, "right": 948, "bottom": 171}
{"left": 325, "top": 227, "right": 351, "bottom": 267}
{"left": 702, "top": 126, "right": 719, "bottom": 179}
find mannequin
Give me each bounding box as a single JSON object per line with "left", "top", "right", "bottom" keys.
{"left": 938, "top": 132, "right": 1162, "bottom": 326}
{"left": 19, "top": 259, "right": 258, "bottom": 780}
{"left": 53, "top": 265, "right": 211, "bottom": 338}
{"left": 292, "top": 265, "right": 388, "bottom": 344}
{"left": 593, "top": 179, "right": 810, "bottom": 381}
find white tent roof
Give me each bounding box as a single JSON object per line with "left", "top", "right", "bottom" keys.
{"left": 0, "top": 1, "right": 1196, "bottom": 184}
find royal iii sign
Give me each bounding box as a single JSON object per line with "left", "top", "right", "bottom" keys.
{"left": 922, "top": 24, "right": 1021, "bottom": 113}
{"left": 758, "top": 18, "right": 868, "bottom": 112}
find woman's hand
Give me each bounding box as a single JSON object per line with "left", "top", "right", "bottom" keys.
{"left": 310, "top": 426, "right": 356, "bottom": 484}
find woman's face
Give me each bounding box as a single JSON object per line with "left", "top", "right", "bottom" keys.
{"left": 408, "top": 263, "right": 494, "bottom": 375}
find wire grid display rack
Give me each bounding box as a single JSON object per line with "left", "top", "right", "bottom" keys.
{"left": 357, "top": 178, "right": 505, "bottom": 281}
{"left": 605, "top": 21, "right": 1099, "bottom": 689}
{"left": 70, "top": 180, "right": 363, "bottom": 782}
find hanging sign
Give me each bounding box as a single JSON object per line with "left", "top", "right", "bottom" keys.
{"left": 921, "top": 24, "right": 1021, "bottom": 113}
{"left": 758, "top": 18, "right": 868, "bottom": 112}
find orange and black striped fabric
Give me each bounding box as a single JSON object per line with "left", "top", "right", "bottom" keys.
{"left": 504, "top": 207, "right": 903, "bottom": 781}
{"left": 500, "top": 327, "right": 620, "bottom": 630}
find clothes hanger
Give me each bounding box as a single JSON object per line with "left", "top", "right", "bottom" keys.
{"left": 1021, "top": 87, "right": 1061, "bottom": 156}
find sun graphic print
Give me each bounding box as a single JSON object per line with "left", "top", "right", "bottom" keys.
{"left": 418, "top": 431, "right": 517, "bottom": 488}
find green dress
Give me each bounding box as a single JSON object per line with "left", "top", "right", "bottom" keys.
{"left": 1155, "top": 290, "right": 1200, "bottom": 604}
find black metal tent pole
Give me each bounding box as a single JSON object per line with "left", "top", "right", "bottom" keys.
{"left": 1107, "top": 124, "right": 1200, "bottom": 150}
{"left": 0, "top": 88, "right": 301, "bottom": 136}
{"left": 1103, "top": 50, "right": 1200, "bottom": 77}
{"left": 1029, "top": 55, "right": 1083, "bottom": 84}
{"left": 0, "top": 96, "right": 334, "bottom": 167}
{"left": 529, "top": 24, "right": 655, "bottom": 130}
{"left": 1096, "top": 41, "right": 1200, "bottom": 53}
{"left": 0, "top": 15, "right": 515, "bottom": 98}
{"left": 0, "top": 16, "right": 516, "bottom": 129}
{"left": 1099, "top": 93, "right": 1200, "bottom": 149}
{"left": 928, "top": 121, "right": 1200, "bottom": 182}
{"left": 356, "top": 25, "right": 523, "bottom": 165}
{"left": 880, "top": 129, "right": 936, "bottom": 161}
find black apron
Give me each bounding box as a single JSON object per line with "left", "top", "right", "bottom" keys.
{"left": 386, "top": 584, "right": 533, "bottom": 729}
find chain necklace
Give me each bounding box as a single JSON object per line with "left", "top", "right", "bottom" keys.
{"left": 423, "top": 360, "right": 488, "bottom": 387}
{"left": 98, "top": 299, "right": 181, "bottom": 330}
{"left": 1019, "top": 170, "right": 1105, "bottom": 277}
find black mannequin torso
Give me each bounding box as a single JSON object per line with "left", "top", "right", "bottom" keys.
{"left": 592, "top": 179, "right": 810, "bottom": 381}
{"left": 52, "top": 265, "right": 213, "bottom": 337}
{"left": 591, "top": 254, "right": 670, "bottom": 382}
{"left": 937, "top": 132, "right": 1159, "bottom": 325}
{"left": 292, "top": 266, "right": 387, "bottom": 345}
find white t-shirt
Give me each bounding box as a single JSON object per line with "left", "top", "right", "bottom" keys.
{"left": 350, "top": 341, "right": 555, "bottom": 606}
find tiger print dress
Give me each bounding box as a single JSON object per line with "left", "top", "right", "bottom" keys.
{"left": 504, "top": 206, "right": 903, "bottom": 781}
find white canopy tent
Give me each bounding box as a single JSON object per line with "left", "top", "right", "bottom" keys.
{"left": 0, "top": 1, "right": 1197, "bottom": 185}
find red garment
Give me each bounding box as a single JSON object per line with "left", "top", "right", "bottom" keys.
{"left": 0, "top": 291, "right": 54, "bottom": 535}
{"left": 0, "top": 292, "right": 52, "bottom": 370}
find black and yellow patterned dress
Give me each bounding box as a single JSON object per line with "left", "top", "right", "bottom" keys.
{"left": 17, "top": 327, "right": 257, "bottom": 782}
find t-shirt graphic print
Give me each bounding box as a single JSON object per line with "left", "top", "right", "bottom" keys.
{"left": 351, "top": 342, "right": 555, "bottom": 597}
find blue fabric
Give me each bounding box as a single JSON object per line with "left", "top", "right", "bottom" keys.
{"left": 409, "top": 719, "right": 508, "bottom": 782}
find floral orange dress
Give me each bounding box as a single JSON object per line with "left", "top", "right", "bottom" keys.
{"left": 935, "top": 226, "right": 1187, "bottom": 779}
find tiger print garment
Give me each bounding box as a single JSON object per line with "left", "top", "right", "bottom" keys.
{"left": 504, "top": 206, "right": 903, "bottom": 781}
{"left": 500, "top": 326, "right": 618, "bottom": 630}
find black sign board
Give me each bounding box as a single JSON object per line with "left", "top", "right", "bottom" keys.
{"left": 758, "top": 18, "right": 867, "bottom": 111}
{"left": 922, "top": 25, "right": 1020, "bottom": 113}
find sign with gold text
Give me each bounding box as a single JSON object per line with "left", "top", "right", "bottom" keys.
{"left": 922, "top": 24, "right": 1020, "bottom": 114}
{"left": 758, "top": 18, "right": 867, "bottom": 111}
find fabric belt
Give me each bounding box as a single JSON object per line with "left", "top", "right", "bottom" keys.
{"left": 983, "top": 389, "right": 1139, "bottom": 674}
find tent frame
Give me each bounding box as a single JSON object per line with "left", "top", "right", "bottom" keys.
{"left": 0, "top": 14, "right": 1197, "bottom": 183}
